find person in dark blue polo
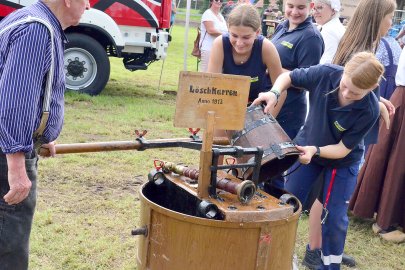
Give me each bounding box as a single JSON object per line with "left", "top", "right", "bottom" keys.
{"left": 271, "top": 0, "right": 323, "bottom": 138}
{"left": 208, "top": 4, "right": 283, "bottom": 103}
{"left": 208, "top": 4, "right": 283, "bottom": 165}
{"left": 253, "top": 52, "right": 387, "bottom": 270}
{"left": 267, "top": 0, "right": 324, "bottom": 190}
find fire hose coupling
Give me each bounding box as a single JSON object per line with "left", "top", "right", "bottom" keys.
{"left": 155, "top": 161, "right": 255, "bottom": 203}
{"left": 161, "top": 161, "right": 200, "bottom": 179}
{"left": 217, "top": 178, "right": 256, "bottom": 204}
{"left": 236, "top": 180, "right": 256, "bottom": 204}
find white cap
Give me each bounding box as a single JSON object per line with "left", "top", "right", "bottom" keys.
{"left": 313, "top": 0, "right": 341, "bottom": 12}
{"left": 329, "top": 0, "right": 341, "bottom": 12}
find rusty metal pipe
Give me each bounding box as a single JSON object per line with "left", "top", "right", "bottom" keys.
{"left": 216, "top": 178, "right": 256, "bottom": 204}
{"left": 39, "top": 137, "right": 230, "bottom": 156}
{"left": 162, "top": 162, "right": 256, "bottom": 203}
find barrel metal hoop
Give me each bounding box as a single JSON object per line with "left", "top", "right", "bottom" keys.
{"left": 231, "top": 117, "right": 272, "bottom": 144}
{"left": 267, "top": 142, "right": 297, "bottom": 159}
{"left": 245, "top": 142, "right": 297, "bottom": 164}
{"left": 246, "top": 105, "right": 277, "bottom": 122}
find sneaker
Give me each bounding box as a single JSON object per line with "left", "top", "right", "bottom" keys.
{"left": 342, "top": 253, "right": 356, "bottom": 267}
{"left": 302, "top": 245, "right": 322, "bottom": 270}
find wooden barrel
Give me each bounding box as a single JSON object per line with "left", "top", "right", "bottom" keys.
{"left": 136, "top": 176, "right": 301, "bottom": 270}
{"left": 225, "top": 105, "right": 300, "bottom": 182}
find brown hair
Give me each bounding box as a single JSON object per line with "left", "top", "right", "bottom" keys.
{"left": 344, "top": 52, "right": 384, "bottom": 89}
{"left": 227, "top": 4, "right": 261, "bottom": 31}
{"left": 332, "top": 0, "right": 396, "bottom": 66}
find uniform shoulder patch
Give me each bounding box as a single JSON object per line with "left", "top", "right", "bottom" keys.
{"left": 334, "top": 121, "right": 346, "bottom": 132}
{"left": 251, "top": 76, "right": 259, "bottom": 83}
{"left": 281, "top": 41, "right": 293, "bottom": 49}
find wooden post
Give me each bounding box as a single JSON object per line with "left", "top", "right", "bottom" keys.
{"left": 173, "top": 72, "right": 250, "bottom": 198}
{"left": 197, "top": 111, "right": 215, "bottom": 198}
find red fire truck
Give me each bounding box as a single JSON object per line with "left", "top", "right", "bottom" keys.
{"left": 0, "top": 0, "right": 172, "bottom": 95}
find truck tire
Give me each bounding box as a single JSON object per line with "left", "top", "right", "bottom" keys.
{"left": 64, "top": 33, "right": 110, "bottom": 95}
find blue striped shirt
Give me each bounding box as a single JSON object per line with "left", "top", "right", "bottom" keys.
{"left": 0, "top": 1, "right": 67, "bottom": 154}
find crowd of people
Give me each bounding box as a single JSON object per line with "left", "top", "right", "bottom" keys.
{"left": 200, "top": 0, "right": 403, "bottom": 269}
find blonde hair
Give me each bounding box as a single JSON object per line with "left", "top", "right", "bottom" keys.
{"left": 333, "top": 0, "right": 396, "bottom": 66}
{"left": 344, "top": 52, "right": 384, "bottom": 90}
{"left": 227, "top": 4, "right": 261, "bottom": 31}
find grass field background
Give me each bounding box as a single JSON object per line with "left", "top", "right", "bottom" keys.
{"left": 29, "top": 23, "right": 405, "bottom": 270}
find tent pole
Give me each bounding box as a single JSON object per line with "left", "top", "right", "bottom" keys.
{"left": 183, "top": 0, "right": 192, "bottom": 71}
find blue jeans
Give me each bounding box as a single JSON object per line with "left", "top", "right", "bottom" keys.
{"left": 0, "top": 151, "right": 38, "bottom": 270}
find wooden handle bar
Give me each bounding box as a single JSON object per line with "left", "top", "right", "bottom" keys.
{"left": 39, "top": 137, "right": 230, "bottom": 156}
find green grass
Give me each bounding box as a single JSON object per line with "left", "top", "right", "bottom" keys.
{"left": 174, "top": 7, "right": 202, "bottom": 22}
{"left": 103, "top": 25, "right": 199, "bottom": 96}
{"left": 29, "top": 24, "right": 405, "bottom": 269}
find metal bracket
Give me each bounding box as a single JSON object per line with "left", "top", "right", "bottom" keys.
{"left": 188, "top": 128, "right": 201, "bottom": 141}
{"left": 270, "top": 143, "right": 283, "bottom": 159}
{"left": 208, "top": 146, "right": 263, "bottom": 198}
{"left": 135, "top": 130, "right": 148, "bottom": 151}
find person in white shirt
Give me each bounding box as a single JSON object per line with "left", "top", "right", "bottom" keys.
{"left": 312, "top": 0, "right": 345, "bottom": 64}
{"left": 199, "top": 0, "right": 228, "bottom": 72}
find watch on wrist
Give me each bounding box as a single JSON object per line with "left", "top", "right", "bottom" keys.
{"left": 269, "top": 88, "right": 280, "bottom": 101}
{"left": 314, "top": 146, "right": 321, "bottom": 157}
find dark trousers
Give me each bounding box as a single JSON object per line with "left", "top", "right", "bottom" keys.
{"left": 0, "top": 151, "right": 38, "bottom": 270}
{"left": 285, "top": 162, "right": 360, "bottom": 269}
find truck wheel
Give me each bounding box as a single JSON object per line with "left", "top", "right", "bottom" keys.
{"left": 64, "top": 33, "right": 110, "bottom": 95}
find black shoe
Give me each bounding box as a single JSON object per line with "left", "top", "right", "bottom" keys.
{"left": 342, "top": 253, "right": 356, "bottom": 267}
{"left": 302, "top": 245, "right": 322, "bottom": 270}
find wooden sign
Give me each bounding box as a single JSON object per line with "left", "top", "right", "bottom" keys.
{"left": 174, "top": 71, "right": 250, "bottom": 130}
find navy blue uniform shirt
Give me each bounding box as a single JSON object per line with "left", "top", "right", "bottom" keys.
{"left": 291, "top": 64, "right": 380, "bottom": 168}
{"left": 222, "top": 34, "right": 270, "bottom": 102}
{"left": 271, "top": 17, "right": 324, "bottom": 137}
{"left": 0, "top": 1, "right": 67, "bottom": 154}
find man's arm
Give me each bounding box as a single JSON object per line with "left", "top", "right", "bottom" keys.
{"left": 4, "top": 153, "right": 32, "bottom": 205}
{"left": 0, "top": 24, "right": 50, "bottom": 205}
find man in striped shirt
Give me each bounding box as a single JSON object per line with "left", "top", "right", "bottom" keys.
{"left": 0, "top": 0, "right": 89, "bottom": 269}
